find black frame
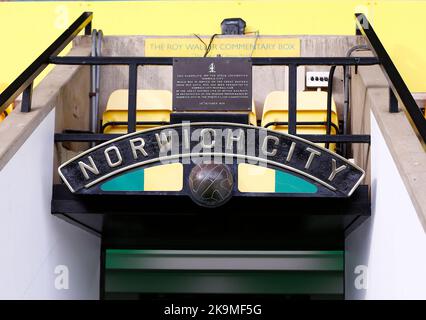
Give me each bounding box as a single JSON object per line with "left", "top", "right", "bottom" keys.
{"left": 4, "top": 11, "right": 413, "bottom": 299}
{"left": 0, "top": 12, "right": 424, "bottom": 146}
{"left": 0, "top": 12, "right": 93, "bottom": 114}
{"left": 52, "top": 184, "right": 370, "bottom": 249}
{"left": 48, "top": 55, "right": 378, "bottom": 140}
{"left": 0, "top": 11, "right": 383, "bottom": 149}
{"left": 3, "top": 11, "right": 423, "bottom": 250}
{"left": 356, "top": 13, "right": 426, "bottom": 142}
{"left": 47, "top": 54, "right": 377, "bottom": 150}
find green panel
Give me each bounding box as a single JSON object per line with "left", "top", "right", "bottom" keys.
{"left": 101, "top": 168, "right": 144, "bottom": 191}
{"left": 104, "top": 250, "right": 343, "bottom": 295}
{"left": 105, "top": 250, "right": 343, "bottom": 271}
{"left": 105, "top": 271, "right": 343, "bottom": 295}
{"left": 275, "top": 171, "right": 318, "bottom": 193}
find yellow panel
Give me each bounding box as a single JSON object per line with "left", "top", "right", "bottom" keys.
{"left": 0, "top": 0, "right": 366, "bottom": 87}
{"left": 145, "top": 37, "right": 300, "bottom": 57}
{"left": 106, "top": 89, "right": 172, "bottom": 111}
{"left": 144, "top": 163, "right": 183, "bottom": 192}
{"left": 372, "top": 1, "right": 426, "bottom": 92}
{"left": 238, "top": 163, "right": 275, "bottom": 193}
{"left": 1, "top": 1, "right": 426, "bottom": 92}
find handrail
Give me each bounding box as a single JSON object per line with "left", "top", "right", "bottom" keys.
{"left": 355, "top": 13, "right": 426, "bottom": 144}
{"left": 48, "top": 55, "right": 379, "bottom": 138}
{"left": 0, "top": 12, "right": 93, "bottom": 115}
{"left": 54, "top": 132, "right": 371, "bottom": 144}
{"left": 49, "top": 56, "right": 380, "bottom": 66}
{"left": 0, "top": 11, "right": 383, "bottom": 151}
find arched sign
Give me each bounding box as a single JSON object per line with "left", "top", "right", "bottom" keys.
{"left": 58, "top": 123, "right": 365, "bottom": 204}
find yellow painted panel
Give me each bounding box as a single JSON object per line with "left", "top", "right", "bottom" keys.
{"left": 145, "top": 37, "right": 300, "bottom": 57}
{"left": 370, "top": 1, "right": 426, "bottom": 92}
{"left": 1, "top": 1, "right": 426, "bottom": 92}
{"left": 144, "top": 163, "right": 183, "bottom": 191}
{"left": 238, "top": 163, "right": 275, "bottom": 193}
{"left": 106, "top": 89, "right": 172, "bottom": 111}
{"left": 0, "top": 0, "right": 366, "bottom": 86}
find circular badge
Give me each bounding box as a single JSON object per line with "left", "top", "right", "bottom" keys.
{"left": 188, "top": 163, "right": 234, "bottom": 208}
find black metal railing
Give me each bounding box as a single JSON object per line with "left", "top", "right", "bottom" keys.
{"left": 0, "top": 12, "right": 93, "bottom": 115}
{"left": 47, "top": 54, "right": 379, "bottom": 139}
{"left": 48, "top": 55, "right": 378, "bottom": 144}
{"left": 356, "top": 13, "right": 426, "bottom": 143}
{"left": 47, "top": 56, "right": 375, "bottom": 158}
{"left": 4, "top": 11, "right": 424, "bottom": 155}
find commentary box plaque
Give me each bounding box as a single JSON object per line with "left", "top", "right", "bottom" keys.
{"left": 173, "top": 57, "right": 252, "bottom": 111}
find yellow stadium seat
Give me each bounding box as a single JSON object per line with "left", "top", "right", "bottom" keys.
{"left": 102, "top": 89, "right": 257, "bottom": 133}
{"left": 248, "top": 100, "right": 257, "bottom": 126}
{"left": 189, "top": 100, "right": 257, "bottom": 125}
{"left": 206, "top": 100, "right": 257, "bottom": 125}
{"left": 102, "top": 89, "right": 172, "bottom": 133}
{"left": 173, "top": 100, "right": 257, "bottom": 125}
{"left": 261, "top": 91, "right": 339, "bottom": 150}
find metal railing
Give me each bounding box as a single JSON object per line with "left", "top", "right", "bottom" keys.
{"left": 0, "top": 12, "right": 93, "bottom": 115}
{"left": 356, "top": 13, "right": 426, "bottom": 143}
{"left": 2, "top": 12, "right": 423, "bottom": 155}
{"left": 49, "top": 54, "right": 378, "bottom": 147}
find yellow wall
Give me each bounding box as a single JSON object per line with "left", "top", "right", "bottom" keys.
{"left": 0, "top": 0, "right": 425, "bottom": 91}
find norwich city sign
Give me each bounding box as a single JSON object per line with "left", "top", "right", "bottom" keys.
{"left": 58, "top": 123, "right": 364, "bottom": 207}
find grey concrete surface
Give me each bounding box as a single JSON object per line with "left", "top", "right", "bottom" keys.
{"left": 0, "top": 43, "right": 91, "bottom": 172}
{"left": 352, "top": 52, "right": 426, "bottom": 230}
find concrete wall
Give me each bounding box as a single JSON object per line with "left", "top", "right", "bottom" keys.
{"left": 0, "top": 31, "right": 424, "bottom": 299}
{"left": 0, "top": 110, "right": 100, "bottom": 299}
{"left": 0, "top": 42, "right": 100, "bottom": 299}
{"left": 345, "top": 54, "right": 426, "bottom": 299}
{"left": 0, "top": 43, "right": 92, "bottom": 182}
{"left": 345, "top": 113, "right": 426, "bottom": 299}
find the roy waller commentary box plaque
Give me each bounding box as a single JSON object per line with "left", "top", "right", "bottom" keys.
{"left": 173, "top": 58, "right": 252, "bottom": 112}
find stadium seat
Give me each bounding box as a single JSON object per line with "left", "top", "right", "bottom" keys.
{"left": 249, "top": 100, "right": 257, "bottom": 125}
{"left": 261, "top": 91, "right": 339, "bottom": 150}
{"left": 221, "top": 100, "right": 257, "bottom": 125}
{"left": 102, "top": 89, "right": 172, "bottom": 133}
{"left": 102, "top": 89, "right": 257, "bottom": 133}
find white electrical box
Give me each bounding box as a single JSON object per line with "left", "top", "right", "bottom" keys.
{"left": 306, "top": 71, "right": 329, "bottom": 88}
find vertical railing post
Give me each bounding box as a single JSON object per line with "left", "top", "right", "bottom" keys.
{"left": 85, "top": 21, "right": 92, "bottom": 36}
{"left": 389, "top": 89, "right": 399, "bottom": 113}
{"left": 21, "top": 83, "right": 33, "bottom": 113}
{"left": 288, "top": 64, "right": 297, "bottom": 135}
{"left": 355, "top": 12, "right": 426, "bottom": 143}
{"left": 128, "top": 64, "right": 138, "bottom": 133}
{"left": 325, "top": 66, "right": 337, "bottom": 149}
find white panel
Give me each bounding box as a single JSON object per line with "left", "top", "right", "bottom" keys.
{"left": 0, "top": 110, "right": 100, "bottom": 299}
{"left": 306, "top": 71, "right": 329, "bottom": 88}
{"left": 345, "top": 113, "right": 426, "bottom": 300}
